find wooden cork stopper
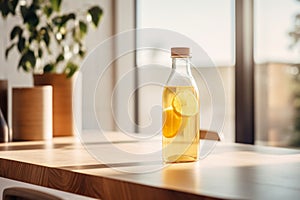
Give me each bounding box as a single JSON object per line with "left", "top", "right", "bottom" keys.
{"left": 171, "top": 47, "right": 191, "bottom": 57}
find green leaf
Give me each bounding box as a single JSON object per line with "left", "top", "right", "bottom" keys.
{"left": 67, "top": 13, "right": 76, "bottom": 20}
{"left": 29, "top": 29, "right": 38, "bottom": 43}
{"left": 8, "top": 0, "right": 18, "bottom": 15}
{"left": 50, "top": 0, "right": 62, "bottom": 12}
{"left": 40, "top": 28, "right": 50, "bottom": 46}
{"left": 39, "top": 27, "right": 46, "bottom": 35}
{"left": 44, "top": 33, "right": 50, "bottom": 46}
{"left": 52, "top": 13, "right": 75, "bottom": 27}
{"left": 46, "top": 46, "right": 52, "bottom": 55}
{"left": 30, "top": 1, "right": 39, "bottom": 10}
{"left": 88, "top": 6, "right": 103, "bottom": 27}
{"left": 25, "top": 50, "right": 36, "bottom": 69}
{"left": 63, "top": 13, "right": 76, "bottom": 25}
{"left": 27, "top": 12, "right": 39, "bottom": 28}
{"left": 18, "top": 50, "right": 36, "bottom": 71}
{"left": 31, "top": 0, "right": 41, "bottom": 8}
{"left": 43, "top": 6, "right": 53, "bottom": 18}
{"left": 72, "top": 27, "right": 80, "bottom": 42}
{"left": 64, "top": 62, "right": 78, "bottom": 78}
{"left": 56, "top": 54, "right": 64, "bottom": 63}
{"left": 43, "top": 63, "right": 55, "bottom": 73}
{"left": 46, "top": 23, "right": 53, "bottom": 32}
{"left": 0, "top": 0, "right": 10, "bottom": 18}
{"left": 10, "top": 26, "right": 22, "bottom": 40}
{"left": 17, "top": 37, "right": 26, "bottom": 53}
{"left": 78, "top": 49, "right": 86, "bottom": 58}
{"left": 21, "top": 5, "right": 39, "bottom": 27}
{"left": 20, "top": 5, "right": 28, "bottom": 20}
{"left": 5, "top": 43, "right": 15, "bottom": 59}
{"left": 52, "top": 16, "right": 62, "bottom": 25}
{"left": 79, "top": 21, "right": 87, "bottom": 37}
{"left": 38, "top": 48, "right": 43, "bottom": 58}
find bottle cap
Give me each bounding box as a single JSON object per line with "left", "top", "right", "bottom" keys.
{"left": 171, "top": 47, "right": 191, "bottom": 57}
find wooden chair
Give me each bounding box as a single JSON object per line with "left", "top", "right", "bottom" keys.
{"left": 199, "top": 129, "right": 222, "bottom": 141}
{"left": 3, "top": 187, "right": 63, "bottom": 200}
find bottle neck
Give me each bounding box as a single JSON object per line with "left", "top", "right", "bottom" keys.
{"left": 172, "top": 57, "right": 192, "bottom": 76}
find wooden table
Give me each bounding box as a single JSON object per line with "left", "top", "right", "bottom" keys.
{"left": 0, "top": 131, "right": 300, "bottom": 200}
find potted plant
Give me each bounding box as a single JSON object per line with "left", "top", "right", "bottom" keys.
{"left": 0, "top": 0, "right": 103, "bottom": 136}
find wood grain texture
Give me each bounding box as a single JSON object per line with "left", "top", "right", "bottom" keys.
{"left": 0, "top": 132, "right": 300, "bottom": 200}
{"left": 199, "top": 130, "right": 221, "bottom": 141}
{"left": 0, "top": 159, "right": 220, "bottom": 200}
{"left": 12, "top": 86, "right": 53, "bottom": 141}
{"left": 33, "top": 74, "right": 78, "bottom": 137}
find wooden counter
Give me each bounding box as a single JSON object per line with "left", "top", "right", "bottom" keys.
{"left": 0, "top": 131, "right": 300, "bottom": 200}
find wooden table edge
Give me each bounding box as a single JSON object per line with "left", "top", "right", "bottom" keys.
{"left": 0, "top": 158, "right": 228, "bottom": 200}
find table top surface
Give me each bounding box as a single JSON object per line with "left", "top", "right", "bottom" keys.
{"left": 0, "top": 131, "right": 300, "bottom": 200}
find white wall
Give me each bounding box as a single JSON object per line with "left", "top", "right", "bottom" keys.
{"left": 113, "top": 0, "right": 136, "bottom": 133}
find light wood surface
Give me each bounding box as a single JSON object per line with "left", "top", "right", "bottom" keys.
{"left": 12, "top": 87, "right": 53, "bottom": 141}
{"left": 199, "top": 129, "right": 221, "bottom": 141}
{"left": 34, "top": 74, "right": 78, "bottom": 137}
{"left": 0, "top": 131, "right": 300, "bottom": 200}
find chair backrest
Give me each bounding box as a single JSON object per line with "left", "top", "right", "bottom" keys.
{"left": 3, "top": 187, "right": 63, "bottom": 200}
{"left": 199, "top": 129, "right": 221, "bottom": 141}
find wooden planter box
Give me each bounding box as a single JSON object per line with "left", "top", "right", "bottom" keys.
{"left": 12, "top": 86, "right": 52, "bottom": 141}
{"left": 33, "top": 73, "right": 81, "bottom": 136}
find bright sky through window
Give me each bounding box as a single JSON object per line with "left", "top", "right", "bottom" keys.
{"left": 255, "top": 0, "right": 300, "bottom": 63}
{"left": 138, "top": 0, "right": 234, "bottom": 66}
{"left": 138, "top": 0, "right": 300, "bottom": 65}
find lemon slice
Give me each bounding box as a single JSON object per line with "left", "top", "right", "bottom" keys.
{"left": 162, "top": 107, "right": 182, "bottom": 138}
{"left": 172, "top": 90, "right": 199, "bottom": 116}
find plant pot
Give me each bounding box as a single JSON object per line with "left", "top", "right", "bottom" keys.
{"left": 33, "top": 73, "right": 81, "bottom": 136}
{"left": 12, "top": 86, "right": 52, "bottom": 141}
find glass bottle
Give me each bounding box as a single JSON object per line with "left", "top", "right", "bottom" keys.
{"left": 162, "top": 47, "right": 200, "bottom": 163}
{"left": 0, "top": 108, "right": 9, "bottom": 143}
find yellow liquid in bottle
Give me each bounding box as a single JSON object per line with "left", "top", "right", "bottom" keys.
{"left": 162, "top": 86, "right": 200, "bottom": 163}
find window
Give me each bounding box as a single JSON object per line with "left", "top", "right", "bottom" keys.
{"left": 136, "top": 0, "right": 235, "bottom": 141}
{"left": 138, "top": 0, "right": 234, "bottom": 66}
{"left": 255, "top": 0, "right": 300, "bottom": 147}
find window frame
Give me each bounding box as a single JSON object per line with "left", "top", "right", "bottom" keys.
{"left": 235, "top": 0, "right": 255, "bottom": 144}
